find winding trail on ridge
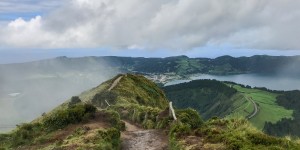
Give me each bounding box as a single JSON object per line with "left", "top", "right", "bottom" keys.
{"left": 108, "top": 75, "right": 123, "bottom": 91}
{"left": 121, "top": 121, "right": 168, "bottom": 150}
{"left": 246, "top": 96, "right": 259, "bottom": 119}
{"left": 107, "top": 75, "right": 169, "bottom": 149}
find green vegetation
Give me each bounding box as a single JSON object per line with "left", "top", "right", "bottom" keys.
{"left": 111, "top": 103, "right": 165, "bottom": 129}
{"left": 43, "top": 103, "right": 96, "bottom": 131}
{"left": 0, "top": 103, "right": 124, "bottom": 149}
{"left": 164, "top": 79, "right": 294, "bottom": 133}
{"left": 176, "top": 108, "right": 204, "bottom": 129}
{"left": 191, "top": 118, "right": 300, "bottom": 150}
{"left": 164, "top": 79, "right": 237, "bottom": 119}
{"left": 115, "top": 55, "right": 300, "bottom": 76}
{"left": 68, "top": 96, "right": 82, "bottom": 107}
{"left": 169, "top": 108, "right": 205, "bottom": 149}
{"left": 90, "top": 74, "right": 168, "bottom": 109}
{"left": 230, "top": 84, "right": 293, "bottom": 129}
{"left": 168, "top": 109, "right": 300, "bottom": 149}
{"left": 113, "top": 74, "right": 169, "bottom": 108}
{"left": 1, "top": 74, "right": 300, "bottom": 149}
{"left": 264, "top": 90, "right": 300, "bottom": 137}
{"left": 90, "top": 55, "right": 300, "bottom": 76}
{"left": 0, "top": 74, "right": 168, "bottom": 149}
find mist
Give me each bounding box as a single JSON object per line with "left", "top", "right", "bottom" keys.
{"left": 0, "top": 56, "right": 118, "bottom": 132}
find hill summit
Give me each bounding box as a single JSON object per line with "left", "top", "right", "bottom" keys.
{"left": 87, "top": 74, "right": 168, "bottom": 109}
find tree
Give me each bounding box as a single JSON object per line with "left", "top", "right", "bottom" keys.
{"left": 69, "top": 96, "right": 82, "bottom": 107}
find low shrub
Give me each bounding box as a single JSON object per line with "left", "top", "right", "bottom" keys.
{"left": 68, "top": 96, "right": 82, "bottom": 107}
{"left": 142, "top": 119, "right": 155, "bottom": 129}
{"left": 176, "top": 108, "right": 204, "bottom": 129}
{"left": 92, "top": 91, "right": 117, "bottom": 108}
{"left": 111, "top": 104, "right": 161, "bottom": 128}
{"left": 104, "top": 109, "right": 125, "bottom": 131}
{"left": 170, "top": 122, "right": 191, "bottom": 138}
{"left": 247, "top": 132, "right": 282, "bottom": 146}
{"left": 156, "top": 118, "right": 172, "bottom": 129}
{"left": 97, "top": 128, "right": 121, "bottom": 149}
{"left": 43, "top": 104, "right": 96, "bottom": 131}
{"left": 10, "top": 123, "right": 43, "bottom": 146}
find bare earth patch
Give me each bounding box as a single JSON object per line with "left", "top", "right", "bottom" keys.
{"left": 121, "top": 121, "right": 168, "bottom": 150}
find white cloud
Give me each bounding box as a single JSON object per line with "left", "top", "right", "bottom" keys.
{"left": 0, "top": 0, "right": 63, "bottom": 13}
{"left": 128, "top": 44, "right": 144, "bottom": 50}
{"left": 0, "top": 0, "right": 300, "bottom": 50}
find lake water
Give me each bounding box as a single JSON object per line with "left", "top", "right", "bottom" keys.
{"left": 165, "top": 74, "right": 300, "bottom": 91}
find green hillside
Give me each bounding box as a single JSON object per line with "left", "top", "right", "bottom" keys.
{"left": 0, "top": 74, "right": 170, "bottom": 149}
{"left": 164, "top": 80, "right": 294, "bottom": 131}
{"left": 229, "top": 84, "right": 293, "bottom": 129}
{"left": 264, "top": 90, "right": 300, "bottom": 137}
{"left": 1, "top": 74, "right": 300, "bottom": 149}
{"left": 163, "top": 79, "right": 237, "bottom": 119}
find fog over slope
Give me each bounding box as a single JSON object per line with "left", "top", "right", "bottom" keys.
{"left": 0, "top": 57, "right": 118, "bottom": 132}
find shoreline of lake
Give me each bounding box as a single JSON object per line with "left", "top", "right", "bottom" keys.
{"left": 165, "top": 73, "right": 300, "bottom": 91}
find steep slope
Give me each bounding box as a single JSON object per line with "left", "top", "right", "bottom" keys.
{"left": 164, "top": 79, "right": 237, "bottom": 119}
{"left": 0, "top": 74, "right": 170, "bottom": 149}
{"left": 164, "top": 79, "right": 294, "bottom": 132}
{"left": 0, "top": 103, "right": 123, "bottom": 149}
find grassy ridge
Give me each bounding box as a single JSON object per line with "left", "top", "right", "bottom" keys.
{"left": 172, "top": 117, "right": 300, "bottom": 150}
{"left": 0, "top": 103, "right": 123, "bottom": 149}
{"left": 1, "top": 74, "right": 300, "bottom": 149}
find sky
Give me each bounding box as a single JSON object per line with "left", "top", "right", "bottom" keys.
{"left": 1, "top": 0, "right": 300, "bottom": 64}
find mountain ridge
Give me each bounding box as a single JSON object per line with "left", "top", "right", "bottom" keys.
{"left": 2, "top": 55, "right": 300, "bottom": 76}
{"left": 1, "top": 74, "right": 300, "bottom": 149}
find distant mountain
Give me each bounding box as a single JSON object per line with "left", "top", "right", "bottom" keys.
{"left": 1, "top": 74, "right": 299, "bottom": 149}
{"left": 2, "top": 55, "right": 300, "bottom": 76}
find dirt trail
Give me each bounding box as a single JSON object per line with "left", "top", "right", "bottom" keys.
{"left": 247, "top": 97, "right": 259, "bottom": 119}
{"left": 108, "top": 76, "right": 123, "bottom": 91}
{"left": 121, "top": 121, "right": 168, "bottom": 150}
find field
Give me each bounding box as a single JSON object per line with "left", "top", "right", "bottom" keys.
{"left": 229, "top": 84, "right": 294, "bottom": 129}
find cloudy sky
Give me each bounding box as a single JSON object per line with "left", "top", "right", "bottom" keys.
{"left": 1, "top": 0, "right": 300, "bottom": 63}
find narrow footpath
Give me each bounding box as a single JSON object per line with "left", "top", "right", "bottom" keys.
{"left": 121, "top": 121, "right": 168, "bottom": 150}
{"left": 108, "top": 75, "right": 123, "bottom": 91}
